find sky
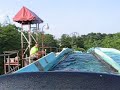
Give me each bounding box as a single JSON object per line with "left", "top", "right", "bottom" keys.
{"left": 0, "top": 0, "right": 120, "bottom": 38}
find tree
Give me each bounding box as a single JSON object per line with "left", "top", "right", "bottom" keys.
{"left": 44, "top": 34, "right": 58, "bottom": 47}
{"left": 0, "top": 24, "right": 21, "bottom": 53}
{"left": 37, "top": 34, "right": 58, "bottom": 52}
{"left": 60, "top": 34, "right": 71, "bottom": 48}
{"left": 76, "top": 36, "right": 84, "bottom": 48}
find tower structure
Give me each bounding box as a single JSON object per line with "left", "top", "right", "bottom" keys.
{"left": 13, "top": 6, "right": 43, "bottom": 67}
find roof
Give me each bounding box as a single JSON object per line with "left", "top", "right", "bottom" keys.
{"left": 13, "top": 6, "right": 43, "bottom": 24}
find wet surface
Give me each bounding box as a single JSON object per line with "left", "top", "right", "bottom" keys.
{"left": 104, "top": 52, "right": 120, "bottom": 64}
{"left": 52, "top": 53, "right": 115, "bottom": 74}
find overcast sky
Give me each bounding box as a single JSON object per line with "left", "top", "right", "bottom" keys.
{"left": 0, "top": 0, "right": 120, "bottom": 38}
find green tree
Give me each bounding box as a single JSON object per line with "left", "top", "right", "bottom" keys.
{"left": 44, "top": 34, "right": 58, "bottom": 47}
{"left": 0, "top": 24, "right": 21, "bottom": 53}
{"left": 60, "top": 34, "right": 71, "bottom": 48}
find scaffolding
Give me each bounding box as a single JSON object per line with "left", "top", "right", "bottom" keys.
{"left": 0, "top": 50, "right": 20, "bottom": 74}
{"left": 13, "top": 6, "right": 43, "bottom": 67}
{"left": 20, "top": 24, "right": 41, "bottom": 66}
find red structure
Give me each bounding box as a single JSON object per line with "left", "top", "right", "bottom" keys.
{"left": 13, "top": 6, "right": 43, "bottom": 24}
{"left": 13, "top": 6, "right": 43, "bottom": 67}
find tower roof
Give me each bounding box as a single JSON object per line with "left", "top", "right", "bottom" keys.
{"left": 13, "top": 6, "right": 43, "bottom": 24}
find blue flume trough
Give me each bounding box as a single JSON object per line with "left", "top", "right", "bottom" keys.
{"left": 88, "top": 47, "right": 120, "bottom": 73}
{"left": 14, "top": 48, "right": 72, "bottom": 73}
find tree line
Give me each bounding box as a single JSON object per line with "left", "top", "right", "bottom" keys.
{"left": 1, "top": 24, "right": 120, "bottom": 53}
{"left": 60, "top": 32, "right": 120, "bottom": 51}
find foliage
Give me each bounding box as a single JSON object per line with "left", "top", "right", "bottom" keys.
{"left": 59, "top": 32, "right": 120, "bottom": 51}
{"left": 0, "top": 24, "right": 21, "bottom": 53}
{"left": 44, "top": 34, "right": 58, "bottom": 47}
{"left": 60, "top": 34, "right": 72, "bottom": 48}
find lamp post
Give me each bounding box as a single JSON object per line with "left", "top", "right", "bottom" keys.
{"left": 41, "top": 23, "right": 49, "bottom": 54}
